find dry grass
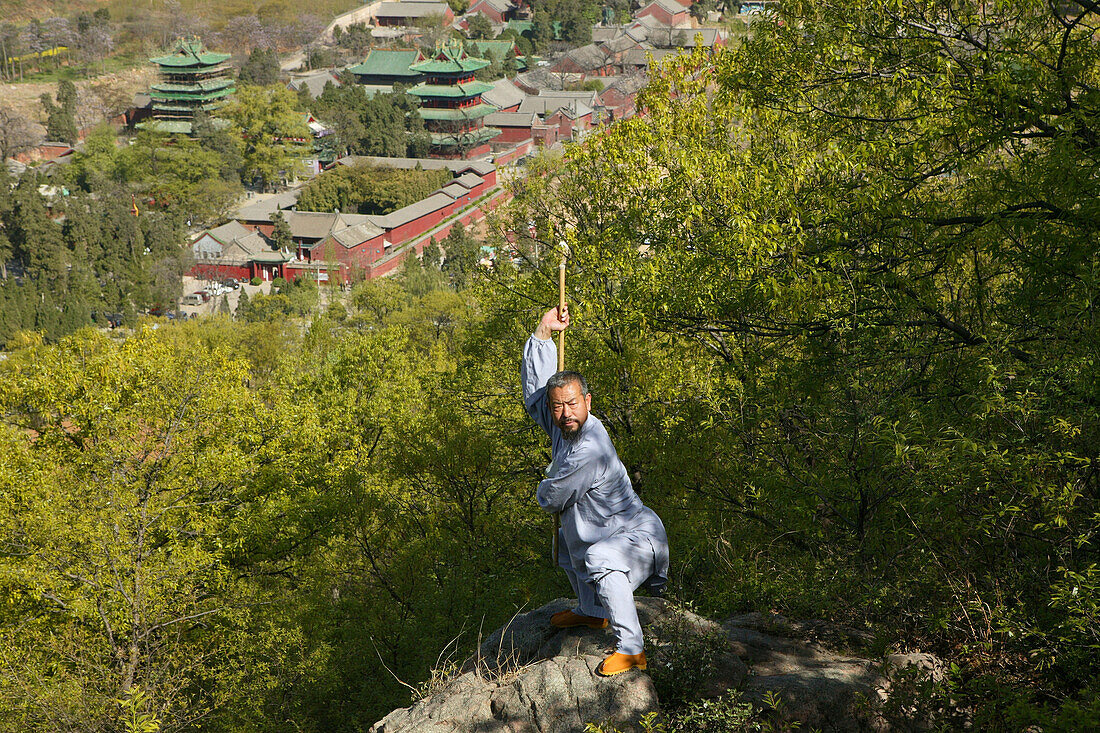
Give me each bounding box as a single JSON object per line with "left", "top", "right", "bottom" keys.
{"left": 0, "top": 66, "right": 155, "bottom": 123}
{"left": 5, "top": 0, "right": 362, "bottom": 26}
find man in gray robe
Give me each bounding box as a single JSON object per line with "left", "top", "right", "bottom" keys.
{"left": 521, "top": 304, "right": 669, "bottom": 676}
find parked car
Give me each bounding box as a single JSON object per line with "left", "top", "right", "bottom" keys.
{"left": 180, "top": 293, "right": 205, "bottom": 306}
{"left": 196, "top": 290, "right": 212, "bottom": 302}
{"left": 221, "top": 278, "right": 240, "bottom": 290}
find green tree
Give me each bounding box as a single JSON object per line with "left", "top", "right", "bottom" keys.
{"left": 192, "top": 110, "right": 245, "bottom": 184}
{"left": 270, "top": 210, "right": 294, "bottom": 252}
{"left": 422, "top": 236, "right": 443, "bottom": 270}
{"left": 0, "top": 329, "right": 269, "bottom": 729}
{"left": 498, "top": 2, "right": 1100, "bottom": 719}
{"left": 40, "top": 82, "right": 78, "bottom": 144}
{"left": 467, "top": 13, "right": 494, "bottom": 40}
{"left": 116, "top": 131, "right": 240, "bottom": 226}
{"left": 67, "top": 123, "right": 119, "bottom": 190}
{"left": 8, "top": 174, "right": 65, "bottom": 280}
{"left": 441, "top": 223, "right": 481, "bottom": 288}
{"left": 225, "top": 85, "right": 310, "bottom": 191}
{"left": 238, "top": 46, "right": 280, "bottom": 86}
{"left": 235, "top": 287, "right": 250, "bottom": 319}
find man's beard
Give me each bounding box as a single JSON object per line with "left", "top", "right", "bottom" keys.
{"left": 558, "top": 420, "right": 581, "bottom": 439}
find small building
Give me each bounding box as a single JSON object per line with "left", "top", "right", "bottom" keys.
{"left": 467, "top": 0, "right": 517, "bottom": 24}
{"left": 141, "top": 38, "right": 235, "bottom": 135}
{"left": 550, "top": 44, "right": 614, "bottom": 77}
{"left": 303, "top": 219, "right": 389, "bottom": 272}
{"left": 190, "top": 221, "right": 292, "bottom": 282}
{"left": 635, "top": 0, "right": 690, "bottom": 28}
{"left": 235, "top": 190, "right": 302, "bottom": 236}
{"left": 598, "top": 74, "right": 647, "bottom": 121}
{"left": 512, "top": 67, "right": 570, "bottom": 94}
{"left": 373, "top": 1, "right": 455, "bottom": 27}
{"left": 621, "top": 47, "right": 676, "bottom": 71}
{"left": 287, "top": 69, "right": 342, "bottom": 99}
{"left": 482, "top": 77, "right": 526, "bottom": 112}
{"left": 408, "top": 40, "right": 499, "bottom": 159}
{"left": 485, "top": 111, "right": 538, "bottom": 144}
{"left": 645, "top": 25, "right": 727, "bottom": 49}
{"left": 348, "top": 48, "right": 426, "bottom": 86}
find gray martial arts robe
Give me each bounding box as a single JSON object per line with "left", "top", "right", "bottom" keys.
{"left": 521, "top": 335, "right": 669, "bottom": 652}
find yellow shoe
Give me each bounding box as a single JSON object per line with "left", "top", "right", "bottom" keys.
{"left": 550, "top": 610, "right": 609, "bottom": 629}
{"left": 596, "top": 651, "right": 647, "bottom": 676}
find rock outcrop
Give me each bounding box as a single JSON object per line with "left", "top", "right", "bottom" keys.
{"left": 370, "top": 598, "right": 939, "bottom": 732}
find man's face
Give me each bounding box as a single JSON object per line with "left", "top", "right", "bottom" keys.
{"left": 548, "top": 381, "right": 592, "bottom": 439}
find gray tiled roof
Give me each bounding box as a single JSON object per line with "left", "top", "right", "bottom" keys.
{"left": 519, "top": 92, "right": 598, "bottom": 118}
{"left": 642, "top": 0, "right": 687, "bottom": 15}
{"left": 591, "top": 27, "right": 620, "bottom": 42}
{"left": 540, "top": 90, "right": 600, "bottom": 105}
{"left": 221, "top": 232, "right": 289, "bottom": 265}
{"left": 440, "top": 183, "right": 468, "bottom": 199}
{"left": 601, "top": 34, "right": 642, "bottom": 54}
{"left": 485, "top": 111, "right": 539, "bottom": 127}
{"left": 206, "top": 220, "right": 252, "bottom": 245}
{"left": 556, "top": 43, "right": 610, "bottom": 71}
{"left": 471, "top": 0, "right": 513, "bottom": 12}
{"left": 647, "top": 26, "right": 722, "bottom": 48}
{"left": 369, "top": 192, "right": 454, "bottom": 229}
{"left": 603, "top": 73, "right": 649, "bottom": 96}
{"left": 482, "top": 78, "right": 526, "bottom": 110}
{"left": 453, "top": 172, "right": 484, "bottom": 188}
{"left": 235, "top": 190, "right": 301, "bottom": 222}
{"left": 325, "top": 221, "right": 386, "bottom": 248}
{"left": 622, "top": 48, "right": 676, "bottom": 66}
{"left": 631, "top": 15, "right": 669, "bottom": 30}
{"left": 287, "top": 70, "right": 342, "bottom": 99}
{"left": 375, "top": 1, "right": 451, "bottom": 19}
{"left": 285, "top": 211, "right": 372, "bottom": 240}
{"left": 514, "top": 68, "right": 568, "bottom": 92}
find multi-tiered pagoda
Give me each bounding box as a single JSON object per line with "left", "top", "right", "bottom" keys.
{"left": 408, "top": 40, "right": 498, "bottom": 159}
{"left": 142, "top": 38, "right": 235, "bottom": 134}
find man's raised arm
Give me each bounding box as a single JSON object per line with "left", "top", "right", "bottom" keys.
{"left": 520, "top": 306, "right": 570, "bottom": 435}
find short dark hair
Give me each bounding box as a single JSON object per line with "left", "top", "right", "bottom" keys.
{"left": 546, "top": 370, "right": 589, "bottom": 397}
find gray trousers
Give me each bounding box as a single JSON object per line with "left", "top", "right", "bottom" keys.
{"left": 558, "top": 527, "right": 659, "bottom": 655}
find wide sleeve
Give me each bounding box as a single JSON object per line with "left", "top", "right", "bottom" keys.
{"left": 520, "top": 334, "right": 558, "bottom": 436}
{"left": 535, "top": 441, "right": 603, "bottom": 513}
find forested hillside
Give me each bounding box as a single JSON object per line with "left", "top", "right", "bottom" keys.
{"left": 2, "top": 0, "right": 1099, "bottom": 731}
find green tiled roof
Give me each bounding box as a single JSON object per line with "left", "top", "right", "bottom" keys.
{"left": 348, "top": 49, "right": 424, "bottom": 78}
{"left": 150, "top": 87, "right": 234, "bottom": 102}
{"left": 151, "top": 38, "right": 231, "bottom": 67}
{"left": 505, "top": 20, "right": 562, "bottom": 40}
{"left": 408, "top": 81, "right": 494, "bottom": 98}
{"left": 152, "top": 100, "right": 230, "bottom": 114}
{"left": 470, "top": 40, "right": 517, "bottom": 60}
{"left": 151, "top": 79, "right": 234, "bottom": 93}
{"left": 136, "top": 119, "right": 195, "bottom": 134}
{"left": 411, "top": 38, "right": 489, "bottom": 73}
{"left": 419, "top": 103, "right": 496, "bottom": 121}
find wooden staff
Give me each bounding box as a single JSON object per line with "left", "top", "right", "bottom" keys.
{"left": 552, "top": 244, "right": 569, "bottom": 565}
{"left": 558, "top": 253, "right": 567, "bottom": 371}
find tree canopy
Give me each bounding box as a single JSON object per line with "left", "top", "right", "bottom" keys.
{"left": 497, "top": 1, "right": 1100, "bottom": 720}
{"left": 2, "top": 1, "right": 1100, "bottom": 731}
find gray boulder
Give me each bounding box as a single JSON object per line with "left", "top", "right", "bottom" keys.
{"left": 370, "top": 600, "right": 943, "bottom": 732}
{"left": 370, "top": 597, "right": 744, "bottom": 733}
{"left": 723, "top": 611, "right": 892, "bottom": 732}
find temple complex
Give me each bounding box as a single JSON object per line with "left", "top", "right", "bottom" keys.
{"left": 407, "top": 40, "right": 498, "bottom": 159}
{"left": 142, "top": 38, "right": 235, "bottom": 134}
